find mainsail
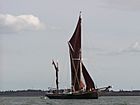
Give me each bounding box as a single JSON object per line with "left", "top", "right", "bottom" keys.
{"left": 68, "top": 14, "right": 95, "bottom": 92}
{"left": 68, "top": 15, "right": 81, "bottom": 91}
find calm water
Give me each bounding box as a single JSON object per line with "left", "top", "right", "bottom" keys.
{"left": 0, "top": 96, "right": 140, "bottom": 105}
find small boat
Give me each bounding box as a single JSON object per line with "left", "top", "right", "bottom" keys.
{"left": 46, "top": 13, "right": 98, "bottom": 99}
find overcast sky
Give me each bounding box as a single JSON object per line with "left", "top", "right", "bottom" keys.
{"left": 0, "top": 0, "right": 140, "bottom": 91}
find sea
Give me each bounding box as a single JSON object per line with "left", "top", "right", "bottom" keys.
{"left": 0, "top": 96, "right": 140, "bottom": 105}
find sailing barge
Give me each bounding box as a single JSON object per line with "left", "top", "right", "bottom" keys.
{"left": 46, "top": 13, "right": 98, "bottom": 99}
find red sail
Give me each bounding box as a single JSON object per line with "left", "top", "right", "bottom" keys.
{"left": 68, "top": 16, "right": 81, "bottom": 91}
{"left": 82, "top": 63, "right": 95, "bottom": 90}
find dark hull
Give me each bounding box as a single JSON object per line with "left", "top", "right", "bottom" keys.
{"left": 46, "top": 91, "right": 98, "bottom": 99}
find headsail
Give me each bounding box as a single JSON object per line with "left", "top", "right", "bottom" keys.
{"left": 82, "top": 63, "right": 95, "bottom": 90}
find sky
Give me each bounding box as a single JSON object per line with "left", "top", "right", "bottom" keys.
{"left": 0, "top": 0, "right": 140, "bottom": 91}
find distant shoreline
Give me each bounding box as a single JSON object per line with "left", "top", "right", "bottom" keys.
{"left": 0, "top": 89, "right": 46, "bottom": 97}
{"left": 1, "top": 89, "right": 140, "bottom": 97}
{"left": 99, "top": 90, "right": 140, "bottom": 96}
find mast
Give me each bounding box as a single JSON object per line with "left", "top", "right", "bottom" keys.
{"left": 52, "top": 60, "right": 59, "bottom": 91}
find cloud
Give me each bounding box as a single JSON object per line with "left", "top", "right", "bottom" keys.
{"left": 0, "top": 14, "right": 44, "bottom": 33}
{"left": 120, "top": 42, "right": 140, "bottom": 53}
{"left": 104, "top": 42, "right": 140, "bottom": 56}
{"left": 87, "top": 42, "right": 140, "bottom": 56}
